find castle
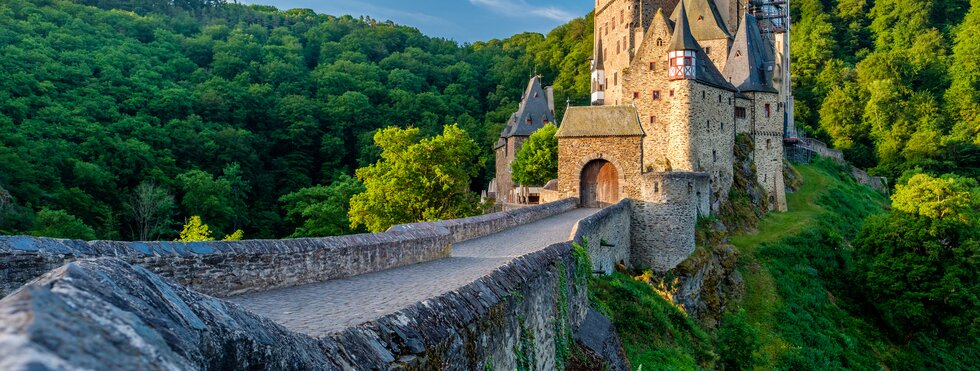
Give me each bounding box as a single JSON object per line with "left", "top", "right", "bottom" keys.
{"left": 491, "top": 0, "right": 794, "bottom": 271}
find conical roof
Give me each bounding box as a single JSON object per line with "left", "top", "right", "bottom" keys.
{"left": 593, "top": 37, "right": 605, "bottom": 71}
{"left": 722, "top": 13, "right": 777, "bottom": 93}
{"left": 668, "top": 0, "right": 701, "bottom": 52}
{"left": 669, "top": 0, "right": 732, "bottom": 41}
{"left": 499, "top": 76, "right": 555, "bottom": 138}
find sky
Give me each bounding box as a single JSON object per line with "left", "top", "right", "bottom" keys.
{"left": 237, "top": 0, "right": 594, "bottom": 43}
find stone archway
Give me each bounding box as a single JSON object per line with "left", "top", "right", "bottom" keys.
{"left": 580, "top": 159, "right": 620, "bottom": 208}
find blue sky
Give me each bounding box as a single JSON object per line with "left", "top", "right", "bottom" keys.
{"left": 238, "top": 0, "right": 593, "bottom": 43}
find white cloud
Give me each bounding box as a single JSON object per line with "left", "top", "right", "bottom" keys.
{"left": 469, "top": 0, "right": 575, "bottom": 22}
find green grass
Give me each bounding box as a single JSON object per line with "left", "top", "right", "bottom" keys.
{"left": 730, "top": 159, "right": 890, "bottom": 368}
{"left": 590, "top": 273, "right": 716, "bottom": 370}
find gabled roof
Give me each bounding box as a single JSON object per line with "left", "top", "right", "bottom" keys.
{"left": 555, "top": 106, "right": 644, "bottom": 138}
{"left": 668, "top": 1, "right": 701, "bottom": 52}
{"left": 669, "top": 0, "right": 732, "bottom": 41}
{"left": 722, "top": 13, "right": 777, "bottom": 93}
{"left": 499, "top": 76, "right": 555, "bottom": 138}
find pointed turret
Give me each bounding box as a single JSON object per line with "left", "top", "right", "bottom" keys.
{"left": 722, "top": 13, "right": 777, "bottom": 93}
{"left": 591, "top": 38, "right": 606, "bottom": 105}
{"left": 668, "top": 0, "right": 700, "bottom": 80}
{"left": 499, "top": 76, "right": 555, "bottom": 138}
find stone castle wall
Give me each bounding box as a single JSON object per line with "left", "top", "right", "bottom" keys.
{"left": 688, "top": 83, "right": 736, "bottom": 211}
{"left": 596, "top": 0, "right": 636, "bottom": 105}
{"left": 494, "top": 136, "right": 527, "bottom": 202}
{"left": 0, "top": 198, "right": 576, "bottom": 298}
{"left": 749, "top": 91, "right": 788, "bottom": 211}
{"left": 630, "top": 171, "right": 710, "bottom": 272}
{"left": 569, "top": 199, "right": 632, "bottom": 274}
{"left": 557, "top": 136, "right": 644, "bottom": 202}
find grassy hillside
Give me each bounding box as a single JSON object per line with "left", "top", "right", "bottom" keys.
{"left": 589, "top": 159, "right": 975, "bottom": 369}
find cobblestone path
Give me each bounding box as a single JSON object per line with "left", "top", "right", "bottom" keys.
{"left": 228, "top": 208, "right": 598, "bottom": 337}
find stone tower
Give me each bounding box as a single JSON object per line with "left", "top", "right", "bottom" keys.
{"left": 723, "top": 13, "right": 788, "bottom": 211}
{"left": 491, "top": 76, "right": 555, "bottom": 204}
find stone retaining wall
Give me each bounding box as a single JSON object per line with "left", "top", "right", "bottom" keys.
{"left": 569, "top": 199, "right": 632, "bottom": 274}
{"left": 0, "top": 199, "right": 578, "bottom": 299}
{"left": 0, "top": 242, "right": 621, "bottom": 369}
{"left": 631, "top": 171, "right": 711, "bottom": 272}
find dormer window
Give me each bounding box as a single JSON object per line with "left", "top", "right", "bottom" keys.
{"left": 698, "top": 15, "right": 704, "bottom": 22}
{"left": 735, "top": 50, "right": 741, "bottom": 57}
{"left": 534, "top": 92, "right": 539, "bottom": 98}
{"left": 526, "top": 118, "right": 532, "bottom": 125}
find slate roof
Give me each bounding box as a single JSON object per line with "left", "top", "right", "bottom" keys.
{"left": 498, "top": 76, "right": 555, "bottom": 140}
{"left": 669, "top": 0, "right": 732, "bottom": 41}
{"left": 555, "top": 106, "right": 644, "bottom": 138}
{"left": 668, "top": 1, "right": 701, "bottom": 52}
{"left": 722, "top": 13, "right": 777, "bottom": 93}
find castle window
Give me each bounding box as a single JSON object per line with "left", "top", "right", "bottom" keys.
{"left": 713, "top": 150, "right": 717, "bottom": 162}
{"left": 657, "top": 38, "right": 663, "bottom": 47}
{"left": 633, "top": 92, "right": 639, "bottom": 99}
{"left": 735, "top": 107, "right": 747, "bottom": 119}
{"left": 620, "top": 10, "right": 624, "bottom": 23}
{"left": 765, "top": 103, "right": 771, "bottom": 118}
{"left": 706, "top": 120, "right": 710, "bottom": 132}
{"left": 652, "top": 90, "right": 661, "bottom": 100}
{"left": 650, "top": 115, "right": 656, "bottom": 124}
{"left": 721, "top": 122, "right": 724, "bottom": 130}
{"left": 650, "top": 62, "right": 656, "bottom": 70}
{"left": 617, "top": 40, "right": 620, "bottom": 54}
{"left": 718, "top": 94, "right": 722, "bottom": 103}
{"left": 614, "top": 72, "right": 618, "bottom": 85}
{"left": 778, "top": 102, "right": 783, "bottom": 112}
{"left": 702, "top": 91, "right": 706, "bottom": 99}
{"left": 705, "top": 46, "right": 711, "bottom": 54}
{"left": 669, "top": 89, "right": 674, "bottom": 97}
{"left": 728, "top": 97, "right": 732, "bottom": 105}
{"left": 767, "top": 138, "right": 772, "bottom": 150}
{"left": 765, "top": 174, "right": 768, "bottom": 182}
{"left": 655, "top": 182, "right": 659, "bottom": 193}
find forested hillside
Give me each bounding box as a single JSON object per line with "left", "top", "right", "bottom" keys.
{"left": 0, "top": 0, "right": 592, "bottom": 240}
{"left": 792, "top": 0, "right": 979, "bottom": 181}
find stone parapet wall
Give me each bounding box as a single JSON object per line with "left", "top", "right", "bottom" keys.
{"left": 1, "top": 199, "right": 577, "bottom": 299}
{"left": 388, "top": 198, "right": 577, "bottom": 243}
{"left": 0, "top": 242, "right": 607, "bottom": 369}
{"left": 569, "top": 199, "right": 632, "bottom": 274}
{"left": 631, "top": 171, "right": 710, "bottom": 272}
{"left": 0, "top": 227, "right": 452, "bottom": 298}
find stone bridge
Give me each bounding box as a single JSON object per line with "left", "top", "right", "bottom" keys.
{"left": 0, "top": 198, "right": 639, "bottom": 370}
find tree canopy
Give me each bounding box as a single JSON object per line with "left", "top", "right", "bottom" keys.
{"left": 0, "top": 0, "right": 594, "bottom": 240}
{"left": 511, "top": 123, "right": 559, "bottom": 186}
{"left": 348, "top": 124, "right": 486, "bottom": 232}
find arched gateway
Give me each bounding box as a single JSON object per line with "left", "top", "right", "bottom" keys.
{"left": 580, "top": 159, "right": 619, "bottom": 208}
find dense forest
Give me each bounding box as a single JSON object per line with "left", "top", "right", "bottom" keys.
{"left": 0, "top": 0, "right": 592, "bottom": 239}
